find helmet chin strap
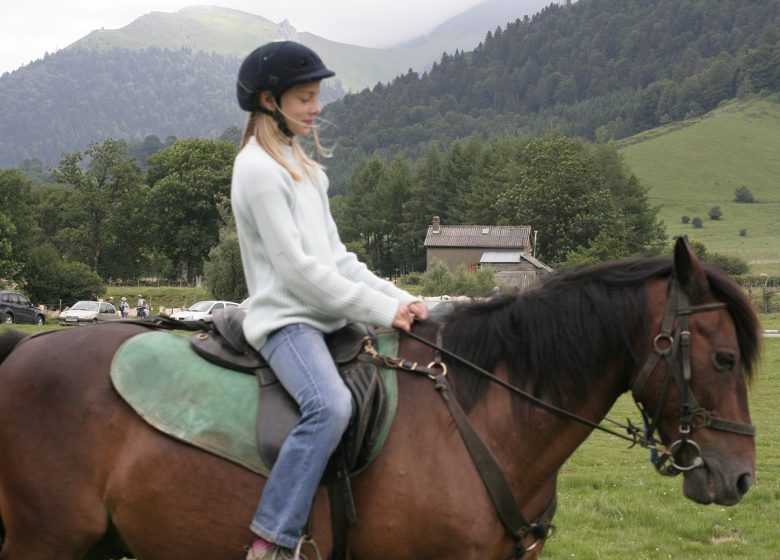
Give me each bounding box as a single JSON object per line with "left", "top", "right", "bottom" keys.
{"left": 257, "top": 105, "right": 295, "bottom": 138}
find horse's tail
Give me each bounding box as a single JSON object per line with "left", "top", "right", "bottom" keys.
{"left": 0, "top": 329, "right": 27, "bottom": 366}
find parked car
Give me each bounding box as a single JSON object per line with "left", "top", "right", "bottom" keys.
{"left": 58, "top": 301, "right": 119, "bottom": 325}
{"left": 169, "top": 300, "right": 240, "bottom": 321}
{"left": 0, "top": 291, "right": 46, "bottom": 325}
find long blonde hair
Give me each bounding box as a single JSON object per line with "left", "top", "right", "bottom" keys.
{"left": 240, "top": 106, "right": 330, "bottom": 182}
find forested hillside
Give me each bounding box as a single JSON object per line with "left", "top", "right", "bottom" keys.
{"left": 0, "top": 48, "right": 343, "bottom": 167}
{"left": 322, "top": 0, "right": 780, "bottom": 193}
{"left": 0, "top": 2, "right": 551, "bottom": 168}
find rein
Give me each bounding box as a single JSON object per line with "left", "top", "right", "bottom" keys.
{"left": 365, "top": 276, "right": 755, "bottom": 558}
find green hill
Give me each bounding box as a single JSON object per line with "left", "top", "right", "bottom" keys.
{"left": 619, "top": 97, "right": 780, "bottom": 274}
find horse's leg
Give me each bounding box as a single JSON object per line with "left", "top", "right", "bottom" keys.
{"left": 89, "top": 414, "right": 334, "bottom": 560}
{"left": 0, "top": 329, "right": 135, "bottom": 559}
{"left": 0, "top": 435, "right": 112, "bottom": 559}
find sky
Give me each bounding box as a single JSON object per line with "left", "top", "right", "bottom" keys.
{"left": 0, "top": 0, "right": 485, "bottom": 75}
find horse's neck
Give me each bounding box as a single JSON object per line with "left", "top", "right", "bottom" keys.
{"left": 467, "top": 362, "right": 624, "bottom": 502}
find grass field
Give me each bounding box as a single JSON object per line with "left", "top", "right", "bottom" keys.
{"left": 619, "top": 97, "right": 780, "bottom": 276}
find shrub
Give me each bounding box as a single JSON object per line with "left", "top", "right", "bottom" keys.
{"left": 709, "top": 206, "right": 722, "bottom": 220}
{"left": 692, "top": 217, "right": 704, "bottom": 228}
{"left": 22, "top": 244, "right": 104, "bottom": 305}
{"left": 734, "top": 186, "right": 755, "bottom": 203}
{"left": 681, "top": 216, "right": 690, "bottom": 224}
{"left": 398, "top": 271, "right": 423, "bottom": 286}
{"left": 453, "top": 266, "right": 496, "bottom": 297}
{"left": 705, "top": 253, "right": 749, "bottom": 276}
{"left": 422, "top": 258, "right": 454, "bottom": 295}
{"left": 203, "top": 229, "right": 247, "bottom": 302}
{"left": 739, "top": 229, "right": 747, "bottom": 237}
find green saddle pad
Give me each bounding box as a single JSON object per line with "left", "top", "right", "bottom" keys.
{"left": 110, "top": 330, "right": 399, "bottom": 476}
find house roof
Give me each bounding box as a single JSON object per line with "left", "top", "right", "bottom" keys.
{"left": 479, "top": 250, "right": 553, "bottom": 272}
{"left": 479, "top": 251, "right": 524, "bottom": 263}
{"left": 424, "top": 225, "right": 532, "bottom": 248}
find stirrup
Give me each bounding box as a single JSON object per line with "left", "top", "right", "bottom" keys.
{"left": 294, "top": 535, "right": 322, "bottom": 560}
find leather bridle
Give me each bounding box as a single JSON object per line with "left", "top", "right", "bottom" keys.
{"left": 631, "top": 278, "right": 756, "bottom": 475}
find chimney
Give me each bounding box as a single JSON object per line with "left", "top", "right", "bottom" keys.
{"left": 432, "top": 216, "right": 441, "bottom": 233}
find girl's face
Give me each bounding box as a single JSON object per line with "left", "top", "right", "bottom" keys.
{"left": 278, "top": 81, "right": 322, "bottom": 137}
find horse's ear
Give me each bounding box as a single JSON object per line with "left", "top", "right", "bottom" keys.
{"left": 673, "top": 236, "right": 711, "bottom": 302}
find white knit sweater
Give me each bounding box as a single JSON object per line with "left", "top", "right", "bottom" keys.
{"left": 231, "top": 137, "right": 417, "bottom": 349}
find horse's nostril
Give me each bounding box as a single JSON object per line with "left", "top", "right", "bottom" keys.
{"left": 736, "top": 472, "right": 753, "bottom": 496}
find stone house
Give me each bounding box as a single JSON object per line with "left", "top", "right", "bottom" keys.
{"left": 423, "top": 216, "right": 551, "bottom": 291}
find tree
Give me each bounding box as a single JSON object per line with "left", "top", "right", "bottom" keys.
{"left": 203, "top": 198, "right": 247, "bottom": 302}
{"left": 0, "top": 169, "right": 37, "bottom": 283}
{"left": 495, "top": 135, "right": 625, "bottom": 265}
{"left": 403, "top": 144, "right": 447, "bottom": 271}
{"left": 53, "top": 139, "right": 145, "bottom": 278}
{"left": 146, "top": 139, "right": 238, "bottom": 280}
{"left": 342, "top": 156, "right": 388, "bottom": 273}
{"left": 561, "top": 231, "right": 630, "bottom": 268}
{"left": 590, "top": 144, "right": 666, "bottom": 254}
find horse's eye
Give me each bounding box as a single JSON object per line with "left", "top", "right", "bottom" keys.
{"left": 712, "top": 352, "right": 737, "bottom": 371}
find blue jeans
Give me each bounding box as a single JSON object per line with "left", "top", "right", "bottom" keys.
{"left": 251, "top": 323, "right": 353, "bottom": 548}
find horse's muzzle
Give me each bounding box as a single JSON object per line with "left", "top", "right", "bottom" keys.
{"left": 682, "top": 458, "right": 754, "bottom": 505}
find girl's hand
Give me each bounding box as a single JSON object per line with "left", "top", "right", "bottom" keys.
{"left": 392, "top": 304, "right": 415, "bottom": 331}
{"left": 407, "top": 301, "right": 429, "bottom": 321}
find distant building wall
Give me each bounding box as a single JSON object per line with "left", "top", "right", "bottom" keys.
{"left": 427, "top": 248, "right": 486, "bottom": 273}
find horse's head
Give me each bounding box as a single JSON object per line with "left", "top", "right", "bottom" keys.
{"left": 633, "top": 236, "right": 758, "bottom": 506}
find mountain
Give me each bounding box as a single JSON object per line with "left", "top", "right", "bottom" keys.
{"left": 400, "top": 0, "right": 551, "bottom": 51}
{"left": 0, "top": 2, "right": 552, "bottom": 168}
{"left": 320, "top": 0, "right": 780, "bottom": 193}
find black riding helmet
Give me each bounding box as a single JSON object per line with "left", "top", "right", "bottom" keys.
{"left": 236, "top": 41, "right": 335, "bottom": 112}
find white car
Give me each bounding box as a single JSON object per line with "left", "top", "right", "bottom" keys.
{"left": 58, "top": 301, "right": 119, "bottom": 325}
{"left": 169, "top": 300, "right": 239, "bottom": 321}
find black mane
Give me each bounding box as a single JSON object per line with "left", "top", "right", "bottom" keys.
{"left": 440, "top": 257, "right": 761, "bottom": 413}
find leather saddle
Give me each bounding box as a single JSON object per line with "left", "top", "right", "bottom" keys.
{"left": 189, "top": 307, "right": 389, "bottom": 477}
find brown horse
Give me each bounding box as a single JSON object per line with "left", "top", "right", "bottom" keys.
{"left": 0, "top": 238, "right": 761, "bottom": 560}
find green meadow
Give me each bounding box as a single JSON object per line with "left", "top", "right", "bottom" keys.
{"left": 619, "top": 97, "right": 780, "bottom": 276}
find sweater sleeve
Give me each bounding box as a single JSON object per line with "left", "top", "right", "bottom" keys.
{"left": 235, "top": 157, "right": 401, "bottom": 327}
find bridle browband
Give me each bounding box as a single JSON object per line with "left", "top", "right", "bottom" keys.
{"left": 367, "top": 275, "right": 755, "bottom": 559}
